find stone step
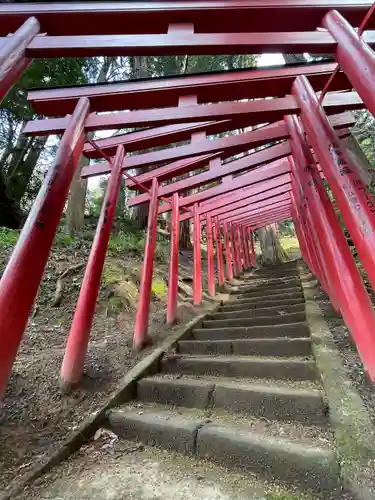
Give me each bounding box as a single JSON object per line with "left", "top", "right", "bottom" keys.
{"left": 211, "top": 303, "right": 305, "bottom": 320}
{"left": 221, "top": 297, "right": 305, "bottom": 312}
{"left": 161, "top": 355, "right": 317, "bottom": 381}
{"left": 192, "top": 322, "right": 310, "bottom": 340}
{"left": 178, "top": 337, "right": 312, "bottom": 357}
{"left": 136, "top": 375, "right": 326, "bottom": 424}
{"left": 106, "top": 405, "right": 338, "bottom": 496}
{"left": 231, "top": 290, "right": 304, "bottom": 304}
{"left": 202, "top": 311, "right": 306, "bottom": 329}
{"left": 233, "top": 281, "right": 302, "bottom": 295}
{"left": 235, "top": 286, "right": 303, "bottom": 300}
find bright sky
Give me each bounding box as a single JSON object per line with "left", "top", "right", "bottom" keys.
{"left": 258, "top": 53, "right": 285, "bottom": 67}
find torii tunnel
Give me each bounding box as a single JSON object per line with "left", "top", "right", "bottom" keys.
{"left": 2, "top": 1, "right": 375, "bottom": 397}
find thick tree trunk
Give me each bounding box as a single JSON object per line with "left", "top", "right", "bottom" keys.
{"left": 7, "top": 135, "right": 48, "bottom": 203}
{"left": 0, "top": 170, "right": 23, "bottom": 228}
{"left": 132, "top": 56, "right": 150, "bottom": 229}
{"left": 66, "top": 57, "right": 116, "bottom": 235}
{"left": 342, "top": 132, "right": 374, "bottom": 186}
{"left": 258, "top": 224, "right": 287, "bottom": 265}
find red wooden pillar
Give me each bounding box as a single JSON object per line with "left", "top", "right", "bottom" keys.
{"left": 167, "top": 193, "right": 180, "bottom": 326}
{"left": 291, "top": 171, "right": 331, "bottom": 293}
{"left": 60, "top": 145, "right": 125, "bottom": 389}
{"left": 0, "top": 97, "right": 89, "bottom": 400}
{"left": 206, "top": 213, "right": 215, "bottom": 296}
{"left": 290, "top": 191, "right": 315, "bottom": 274}
{"left": 241, "top": 225, "right": 250, "bottom": 269}
{"left": 287, "top": 114, "right": 375, "bottom": 379}
{"left": 231, "top": 223, "right": 239, "bottom": 277}
{"left": 193, "top": 203, "right": 202, "bottom": 306}
{"left": 323, "top": 10, "right": 375, "bottom": 119}
{"left": 133, "top": 177, "right": 159, "bottom": 351}
{"left": 215, "top": 219, "right": 225, "bottom": 286}
{"left": 224, "top": 222, "right": 233, "bottom": 280}
{"left": 237, "top": 225, "right": 244, "bottom": 273}
{"left": 0, "top": 17, "right": 40, "bottom": 103}
{"left": 249, "top": 229, "right": 256, "bottom": 267}
{"left": 293, "top": 75, "right": 375, "bottom": 295}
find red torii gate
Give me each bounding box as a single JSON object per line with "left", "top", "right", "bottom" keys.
{"left": 2, "top": 1, "right": 375, "bottom": 399}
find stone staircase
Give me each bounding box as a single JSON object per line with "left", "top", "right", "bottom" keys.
{"left": 103, "top": 262, "right": 341, "bottom": 498}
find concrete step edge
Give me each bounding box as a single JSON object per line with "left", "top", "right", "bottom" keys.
{"left": 105, "top": 410, "right": 339, "bottom": 496}
{"left": 136, "top": 376, "right": 326, "bottom": 424}
{"left": 161, "top": 355, "right": 318, "bottom": 381}
{"left": 178, "top": 337, "right": 312, "bottom": 356}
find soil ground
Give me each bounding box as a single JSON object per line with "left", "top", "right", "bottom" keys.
{"left": 0, "top": 232, "right": 215, "bottom": 496}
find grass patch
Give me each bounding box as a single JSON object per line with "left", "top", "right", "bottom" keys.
{"left": 280, "top": 236, "right": 300, "bottom": 256}
{"left": 0, "top": 228, "right": 19, "bottom": 248}
{"left": 152, "top": 278, "right": 167, "bottom": 298}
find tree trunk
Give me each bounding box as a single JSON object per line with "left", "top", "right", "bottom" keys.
{"left": 180, "top": 219, "right": 193, "bottom": 250}
{"left": 132, "top": 56, "right": 150, "bottom": 229}
{"left": 66, "top": 57, "right": 116, "bottom": 235}
{"left": 7, "top": 135, "right": 48, "bottom": 203}
{"left": 258, "top": 224, "right": 288, "bottom": 266}
{"left": 342, "top": 132, "right": 374, "bottom": 186}
{"left": 0, "top": 170, "right": 23, "bottom": 228}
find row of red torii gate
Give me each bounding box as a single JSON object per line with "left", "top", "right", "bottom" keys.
{"left": 2, "top": 1, "right": 375, "bottom": 400}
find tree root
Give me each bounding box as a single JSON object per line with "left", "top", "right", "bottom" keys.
{"left": 52, "top": 263, "right": 85, "bottom": 307}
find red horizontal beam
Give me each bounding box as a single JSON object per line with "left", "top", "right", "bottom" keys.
{"left": 1, "top": 2, "right": 372, "bottom": 38}
{"left": 82, "top": 122, "right": 289, "bottom": 178}
{"left": 128, "top": 142, "right": 290, "bottom": 206}
{"left": 235, "top": 206, "right": 292, "bottom": 226}
{"left": 221, "top": 199, "right": 292, "bottom": 224}
{"left": 161, "top": 173, "right": 292, "bottom": 216}
{"left": 27, "top": 62, "right": 345, "bottom": 116}
{"left": 24, "top": 91, "right": 362, "bottom": 136}
{"left": 123, "top": 111, "right": 352, "bottom": 188}
{"left": 206, "top": 187, "right": 291, "bottom": 221}
{"left": 6, "top": 31, "right": 375, "bottom": 59}
{"left": 215, "top": 192, "right": 292, "bottom": 221}
{"left": 190, "top": 183, "right": 293, "bottom": 223}
{"left": 83, "top": 121, "right": 217, "bottom": 158}
{"left": 253, "top": 213, "right": 292, "bottom": 229}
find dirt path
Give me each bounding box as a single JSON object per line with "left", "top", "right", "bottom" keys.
{"left": 0, "top": 244, "right": 212, "bottom": 495}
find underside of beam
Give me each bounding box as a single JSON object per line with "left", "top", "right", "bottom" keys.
{"left": 27, "top": 62, "right": 346, "bottom": 116}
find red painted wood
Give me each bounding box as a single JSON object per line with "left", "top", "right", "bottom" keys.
{"left": 82, "top": 122, "right": 289, "bottom": 179}
{"left": 167, "top": 193, "right": 180, "bottom": 326}
{"left": 198, "top": 180, "right": 291, "bottom": 220}
{"left": 215, "top": 219, "right": 225, "bottom": 286}
{"left": 0, "top": 97, "right": 89, "bottom": 400}
{"left": 323, "top": 10, "right": 375, "bottom": 119}
{"left": 28, "top": 62, "right": 345, "bottom": 116}
{"left": 193, "top": 203, "right": 202, "bottom": 305}
{"left": 2, "top": 31, "right": 345, "bottom": 58}
{"left": 133, "top": 177, "right": 159, "bottom": 351}
{"left": 214, "top": 195, "right": 292, "bottom": 222}
{"left": 294, "top": 75, "right": 375, "bottom": 297}
{"left": 129, "top": 143, "right": 290, "bottom": 206}
{"left": 226, "top": 201, "right": 292, "bottom": 225}
{"left": 288, "top": 114, "right": 375, "bottom": 380}
{"left": 165, "top": 173, "right": 292, "bottom": 220}
{"left": 1, "top": 2, "right": 372, "bottom": 38}
{"left": 24, "top": 91, "right": 363, "bottom": 136}
{"left": 206, "top": 214, "right": 215, "bottom": 296}
{"left": 84, "top": 121, "right": 218, "bottom": 158}
{"left": 0, "top": 17, "right": 39, "bottom": 103}
{"left": 60, "top": 145, "right": 125, "bottom": 389}
{"left": 223, "top": 222, "right": 233, "bottom": 280}
{"left": 126, "top": 154, "right": 220, "bottom": 188}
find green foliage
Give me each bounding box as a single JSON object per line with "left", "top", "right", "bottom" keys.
{"left": 0, "top": 227, "right": 19, "bottom": 248}
{"left": 107, "top": 229, "right": 169, "bottom": 262}
{"left": 151, "top": 279, "right": 168, "bottom": 298}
